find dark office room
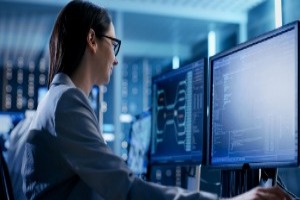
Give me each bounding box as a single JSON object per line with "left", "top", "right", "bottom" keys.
{"left": 0, "top": 0, "right": 300, "bottom": 199}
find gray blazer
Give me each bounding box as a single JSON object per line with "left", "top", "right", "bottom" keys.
{"left": 22, "top": 73, "right": 218, "bottom": 200}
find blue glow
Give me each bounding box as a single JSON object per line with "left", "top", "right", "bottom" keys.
{"left": 172, "top": 56, "right": 180, "bottom": 69}
{"left": 275, "top": 0, "right": 282, "bottom": 28}
{"left": 208, "top": 31, "right": 216, "bottom": 57}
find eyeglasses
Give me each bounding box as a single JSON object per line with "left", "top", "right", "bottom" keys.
{"left": 101, "top": 35, "right": 121, "bottom": 56}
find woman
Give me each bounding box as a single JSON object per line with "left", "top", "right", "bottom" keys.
{"left": 21, "top": 1, "right": 291, "bottom": 200}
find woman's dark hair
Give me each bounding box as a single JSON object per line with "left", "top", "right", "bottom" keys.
{"left": 48, "top": 0, "right": 111, "bottom": 87}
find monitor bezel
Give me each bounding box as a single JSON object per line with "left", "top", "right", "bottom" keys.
{"left": 208, "top": 21, "right": 300, "bottom": 169}
{"left": 150, "top": 58, "right": 207, "bottom": 166}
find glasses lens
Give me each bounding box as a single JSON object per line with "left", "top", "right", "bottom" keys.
{"left": 114, "top": 43, "right": 120, "bottom": 56}
{"left": 101, "top": 35, "right": 120, "bottom": 56}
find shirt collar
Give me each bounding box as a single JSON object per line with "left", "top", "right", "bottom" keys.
{"left": 50, "top": 73, "right": 76, "bottom": 88}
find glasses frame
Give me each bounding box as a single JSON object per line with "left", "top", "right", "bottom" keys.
{"left": 101, "top": 35, "right": 121, "bottom": 56}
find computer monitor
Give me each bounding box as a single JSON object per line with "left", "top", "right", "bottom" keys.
{"left": 209, "top": 21, "right": 299, "bottom": 169}
{"left": 151, "top": 58, "right": 207, "bottom": 165}
{"left": 127, "top": 110, "right": 151, "bottom": 177}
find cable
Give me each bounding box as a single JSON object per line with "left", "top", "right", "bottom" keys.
{"left": 276, "top": 179, "right": 299, "bottom": 199}
{"left": 261, "top": 170, "right": 299, "bottom": 199}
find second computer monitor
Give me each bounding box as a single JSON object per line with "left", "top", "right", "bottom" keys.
{"left": 127, "top": 111, "right": 152, "bottom": 176}
{"left": 209, "top": 21, "right": 299, "bottom": 169}
{"left": 151, "top": 58, "right": 207, "bottom": 165}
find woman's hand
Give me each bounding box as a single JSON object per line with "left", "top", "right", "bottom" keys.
{"left": 223, "top": 186, "right": 292, "bottom": 200}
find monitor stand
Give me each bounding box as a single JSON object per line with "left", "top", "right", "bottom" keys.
{"left": 220, "top": 164, "right": 260, "bottom": 198}
{"left": 186, "top": 164, "right": 201, "bottom": 192}
{"left": 259, "top": 168, "right": 277, "bottom": 188}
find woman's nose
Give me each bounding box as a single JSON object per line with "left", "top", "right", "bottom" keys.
{"left": 113, "top": 57, "right": 118, "bottom": 65}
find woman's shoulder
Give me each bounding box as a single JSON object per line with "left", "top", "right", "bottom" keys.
{"left": 50, "top": 83, "right": 84, "bottom": 100}
{"left": 51, "top": 86, "right": 91, "bottom": 115}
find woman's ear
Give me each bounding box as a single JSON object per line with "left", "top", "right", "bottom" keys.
{"left": 87, "top": 28, "right": 97, "bottom": 54}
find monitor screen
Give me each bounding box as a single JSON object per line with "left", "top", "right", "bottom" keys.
{"left": 127, "top": 111, "right": 151, "bottom": 176}
{"left": 209, "top": 21, "right": 299, "bottom": 169}
{"left": 151, "top": 58, "right": 207, "bottom": 165}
